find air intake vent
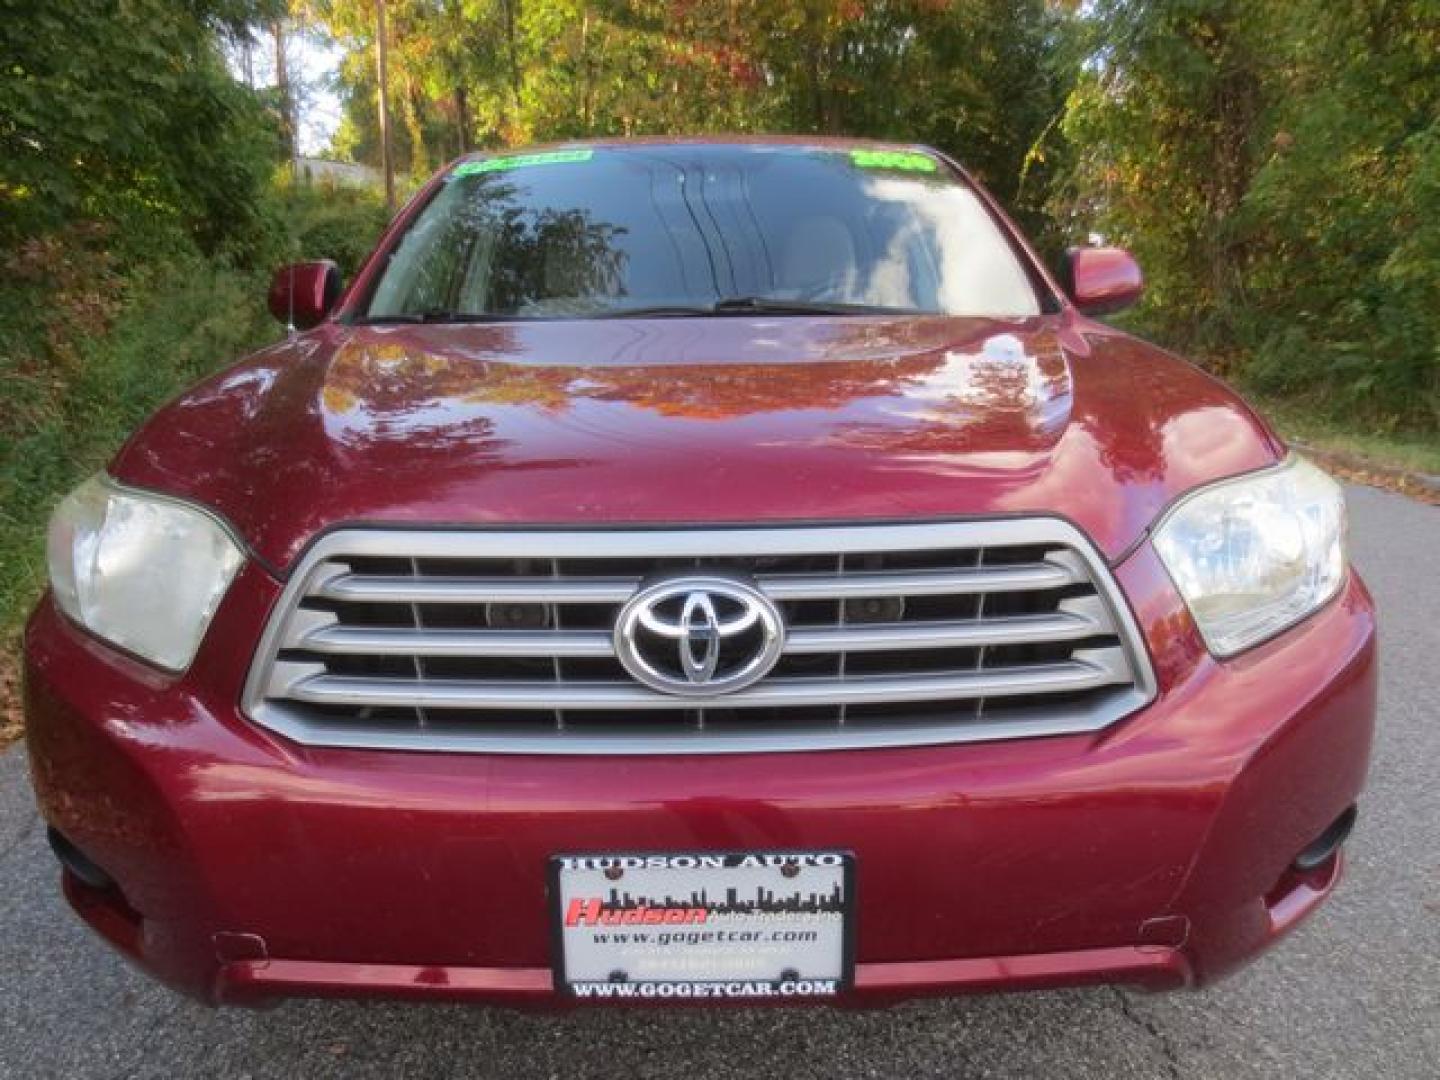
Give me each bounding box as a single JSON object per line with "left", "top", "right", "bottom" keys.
{"left": 244, "top": 521, "right": 1154, "bottom": 754}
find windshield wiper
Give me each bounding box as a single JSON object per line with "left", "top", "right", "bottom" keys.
{"left": 355, "top": 309, "right": 533, "bottom": 325}
{"left": 586, "top": 304, "right": 717, "bottom": 319}
{"left": 711, "top": 296, "right": 908, "bottom": 316}
{"left": 590, "top": 297, "right": 910, "bottom": 319}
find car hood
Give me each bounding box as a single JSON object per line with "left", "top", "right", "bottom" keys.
{"left": 111, "top": 315, "right": 1282, "bottom": 570}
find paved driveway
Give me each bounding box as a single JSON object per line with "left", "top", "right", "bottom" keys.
{"left": 1, "top": 484, "right": 1435, "bottom": 1079}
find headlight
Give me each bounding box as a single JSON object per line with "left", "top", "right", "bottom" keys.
{"left": 46, "top": 475, "right": 244, "bottom": 671}
{"left": 1153, "top": 457, "right": 1347, "bottom": 657}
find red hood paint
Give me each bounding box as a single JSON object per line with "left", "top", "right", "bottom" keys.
{"left": 109, "top": 313, "right": 1282, "bottom": 571}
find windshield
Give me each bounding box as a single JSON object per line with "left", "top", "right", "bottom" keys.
{"left": 362, "top": 145, "right": 1042, "bottom": 322}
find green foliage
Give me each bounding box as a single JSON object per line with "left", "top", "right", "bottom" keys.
{"left": 0, "top": 174, "right": 394, "bottom": 640}
{"left": 317, "top": 0, "right": 1074, "bottom": 241}
{"left": 1238, "top": 0, "right": 1440, "bottom": 431}
{"left": 271, "top": 181, "right": 392, "bottom": 277}
{"left": 0, "top": 239, "right": 278, "bottom": 634}
{"left": 0, "top": 0, "right": 391, "bottom": 634}
{"left": 0, "top": 0, "right": 282, "bottom": 258}
{"left": 0, "top": 0, "right": 286, "bottom": 642}
{"left": 1059, "top": 0, "right": 1439, "bottom": 432}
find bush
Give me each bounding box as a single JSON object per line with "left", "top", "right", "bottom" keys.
{"left": 0, "top": 177, "right": 396, "bottom": 639}
{"left": 0, "top": 0, "right": 280, "bottom": 258}
{"left": 0, "top": 237, "right": 277, "bottom": 635}
{"left": 271, "top": 181, "right": 392, "bottom": 280}
{"left": 1057, "top": 0, "right": 1439, "bottom": 436}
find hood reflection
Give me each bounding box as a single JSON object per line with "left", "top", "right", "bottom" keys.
{"left": 319, "top": 319, "right": 1071, "bottom": 459}
{"left": 826, "top": 331, "right": 1071, "bottom": 459}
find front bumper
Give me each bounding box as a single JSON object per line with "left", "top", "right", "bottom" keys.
{"left": 23, "top": 544, "right": 1376, "bottom": 1006}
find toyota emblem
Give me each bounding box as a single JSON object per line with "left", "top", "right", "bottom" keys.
{"left": 613, "top": 577, "right": 786, "bottom": 696}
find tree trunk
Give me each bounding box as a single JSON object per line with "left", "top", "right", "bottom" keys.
{"left": 375, "top": 0, "right": 396, "bottom": 212}
{"left": 402, "top": 72, "right": 427, "bottom": 175}
{"left": 273, "top": 21, "right": 295, "bottom": 170}
{"left": 455, "top": 85, "right": 470, "bottom": 155}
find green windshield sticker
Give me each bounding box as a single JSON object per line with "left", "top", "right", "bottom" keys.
{"left": 452, "top": 149, "right": 594, "bottom": 177}
{"left": 849, "top": 149, "right": 938, "bottom": 173}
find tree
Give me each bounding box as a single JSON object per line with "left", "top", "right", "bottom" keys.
{"left": 0, "top": 0, "right": 284, "bottom": 255}
{"left": 1058, "top": 0, "right": 1439, "bottom": 429}
{"left": 1241, "top": 0, "right": 1440, "bottom": 427}
{"left": 312, "top": 0, "right": 1076, "bottom": 240}
{"left": 1058, "top": 0, "right": 1269, "bottom": 346}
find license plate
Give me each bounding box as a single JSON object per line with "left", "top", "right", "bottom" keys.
{"left": 550, "top": 851, "right": 854, "bottom": 1001}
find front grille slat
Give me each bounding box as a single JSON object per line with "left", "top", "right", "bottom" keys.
{"left": 320, "top": 574, "right": 638, "bottom": 604}
{"left": 245, "top": 522, "right": 1156, "bottom": 754}
{"left": 278, "top": 649, "right": 1130, "bottom": 711}
{"left": 316, "top": 561, "right": 1080, "bottom": 606}
{"left": 785, "top": 605, "right": 1108, "bottom": 653}
{"left": 291, "top": 606, "right": 1107, "bottom": 658}
{"left": 297, "top": 625, "right": 614, "bottom": 657}
{"left": 758, "top": 562, "right": 1078, "bottom": 599}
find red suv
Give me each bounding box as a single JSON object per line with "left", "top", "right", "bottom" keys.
{"left": 25, "top": 139, "right": 1374, "bottom": 1006}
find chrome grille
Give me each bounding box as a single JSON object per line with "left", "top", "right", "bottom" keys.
{"left": 244, "top": 521, "right": 1155, "bottom": 753}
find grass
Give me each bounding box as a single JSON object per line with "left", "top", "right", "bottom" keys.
{"left": 1245, "top": 391, "right": 1440, "bottom": 477}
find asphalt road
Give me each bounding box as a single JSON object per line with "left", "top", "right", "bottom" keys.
{"left": 1, "top": 483, "right": 1436, "bottom": 1080}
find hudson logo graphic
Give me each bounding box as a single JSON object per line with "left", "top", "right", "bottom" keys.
{"left": 564, "top": 880, "right": 845, "bottom": 928}
{"left": 565, "top": 899, "right": 708, "bottom": 927}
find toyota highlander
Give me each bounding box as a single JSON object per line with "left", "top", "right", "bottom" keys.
{"left": 24, "top": 139, "right": 1375, "bottom": 1006}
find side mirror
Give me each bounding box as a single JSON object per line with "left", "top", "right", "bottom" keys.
{"left": 267, "top": 260, "right": 343, "bottom": 330}
{"left": 1061, "top": 247, "right": 1144, "bottom": 317}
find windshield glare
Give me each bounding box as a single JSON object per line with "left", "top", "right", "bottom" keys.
{"left": 363, "top": 146, "right": 1042, "bottom": 322}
